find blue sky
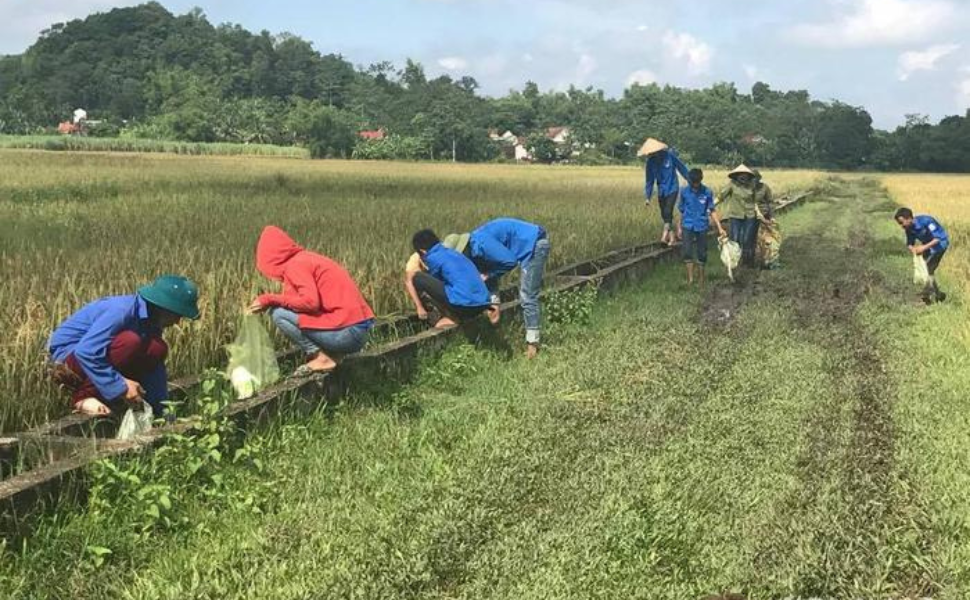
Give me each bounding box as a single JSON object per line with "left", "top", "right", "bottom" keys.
{"left": 2, "top": 0, "right": 969, "bottom": 128}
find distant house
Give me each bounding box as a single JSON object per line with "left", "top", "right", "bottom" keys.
{"left": 489, "top": 129, "right": 532, "bottom": 161}
{"left": 546, "top": 126, "right": 571, "bottom": 144}
{"left": 359, "top": 128, "right": 386, "bottom": 141}
{"left": 741, "top": 134, "right": 768, "bottom": 145}
{"left": 514, "top": 137, "right": 532, "bottom": 162}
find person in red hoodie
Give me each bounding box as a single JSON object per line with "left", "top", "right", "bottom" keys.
{"left": 249, "top": 226, "right": 375, "bottom": 376}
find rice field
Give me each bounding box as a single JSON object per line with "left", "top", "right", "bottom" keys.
{"left": 0, "top": 135, "right": 309, "bottom": 158}
{"left": 0, "top": 150, "right": 819, "bottom": 432}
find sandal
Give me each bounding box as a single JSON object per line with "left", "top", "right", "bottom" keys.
{"left": 291, "top": 364, "right": 335, "bottom": 378}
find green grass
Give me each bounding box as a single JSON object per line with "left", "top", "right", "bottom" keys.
{"left": 7, "top": 178, "right": 968, "bottom": 598}
{"left": 0, "top": 135, "right": 309, "bottom": 158}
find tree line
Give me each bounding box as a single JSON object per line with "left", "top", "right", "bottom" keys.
{"left": 1, "top": 2, "right": 968, "bottom": 171}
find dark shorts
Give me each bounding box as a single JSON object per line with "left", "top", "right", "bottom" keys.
{"left": 681, "top": 229, "right": 708, "bottom": 264}
{"left": 412, "top": 272, "right": 488, "bottom": 322}
{"left": 658, "top": 193, "right": 678, "bottom": 225}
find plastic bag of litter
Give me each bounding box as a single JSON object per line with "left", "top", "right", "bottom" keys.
{"left": 913, "top": 254, "right": 931, "bottom": 287}
{"left": 226, "top": 314, "right": 280, "bottom": 399}
{"left": 117, "top": 401, "right": 153, "bottom": 441}
{"left": 719, "top": 237, "right": 742, "bottom": 281}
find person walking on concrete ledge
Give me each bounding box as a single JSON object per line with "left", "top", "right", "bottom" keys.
{"left": 678, "top": 169, "right": 726, "bottom": 286}
{"left": 895, "top": 207, "right": 950, "bottom": 305}
{"left": 639, "top": 137, "right": 691, "bottom": 246}
{"left": 411, "top": 229, "right": 492, "bottom": 329}
{"left": 453, "top": 218, "right": 550, "bottom": 359}
{"left": 251, "top": 225, "right": 374, "bottom": 377}
{"left": 47, "top": 275, "right": 200, "bottom": 417}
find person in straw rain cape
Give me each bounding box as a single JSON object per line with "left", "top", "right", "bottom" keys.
{"left": 47, "top": 275, "right": 201, "bottom": 417}
{"left": 250, "top": 226, "right": 375, "bottom": 377}
{"left": 716, "top": 164, "right": 760, "bottom": 268}
{"left": 894, "top": 207, "right": 950, "bottom": 305}
{"left": 639, "top": 137, "right": 691, "bottom": 246}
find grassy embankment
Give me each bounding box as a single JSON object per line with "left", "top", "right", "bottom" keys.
{"left": 0, "top": 135, "right": 309, "bottom": 158}
{"left": 6, "top": 177, "right": 970, "bottom": 598}
{"left": 0, "top": 150, "right": 819, "bottom": 432}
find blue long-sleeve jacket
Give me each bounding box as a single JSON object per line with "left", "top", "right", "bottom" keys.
{"left": 469, "top": 218, "right": 545, "bottom": 282}
{"left": 48, "top": 294, "right": 168, "bottom": 409}
{"left": 645, "top": 149, "right": 690, "bottom": 200}
{"left": 906, "top": 215, "right": 950, "bottom": 256}
{"left": 423, "top": 244, "right": 491, "bottom": 307}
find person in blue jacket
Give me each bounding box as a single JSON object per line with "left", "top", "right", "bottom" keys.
{"left": 640, "top": 138, "right": 691, "bottom": 246}
{"left": 411, "top": 229, "right": 491, "bottom": 329}
{"left": 677, "top": 169, "right": 726, "bottom": 286}
{"left": 456, "top": 218, "right": 550, "bottom": 359}
{"left": 895, "top": 207, "right": 950, "bottom": 304}
{"left": 47, "top": 275, "right": 201, "bottom": 417}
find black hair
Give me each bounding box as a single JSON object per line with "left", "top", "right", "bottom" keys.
{"left": 412, "top": 229, "right": 440, "bottom": 252}
{"left": 688, "top": 168, "right": 704, "bottom": 183}
{"left": 894, "top": 207, "right": 914, "bottom": 221}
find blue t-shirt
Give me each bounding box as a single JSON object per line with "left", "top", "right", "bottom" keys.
{"left": 645, "top": 149, "right": 690, "bottom": 199}
{"left": 678, "top": 184, "right": 716, "bottom": 233}
{"left": 906, "top": 215, "right": 949, "bottom": 256}
{"left": 469, "top": 218, "right": 544, "bottom": 282}
{"left": 423, "top": 244, "right": 490, "bottom": 307}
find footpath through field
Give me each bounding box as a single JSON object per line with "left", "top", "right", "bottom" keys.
{"left": 6, "top": 178, "right": 970, "bottom": 599}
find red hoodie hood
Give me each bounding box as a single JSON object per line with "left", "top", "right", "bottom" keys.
{"left": 256, "top": 226, "right": 304, "bottom": 280}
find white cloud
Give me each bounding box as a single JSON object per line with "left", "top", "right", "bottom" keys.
{"left": 790, "top": 0, "right": 956, "bottom": 48}
{"left": 897, "top": 43, "right": 960, "bottom": 81}
{"left": 576, "top": 53, "right": 597, "bottom": 83}
{"left": 0, "top": 0, "right": 136, "bottom": 54}
{"left": 437, "top": 56, "right": 469, "bottom": 71}
{"left": 958, "top": 74, "right": 970, "bottom": 108}
{"left": 662, "top": 31, "right": 713, "bottom": 76}
{"left": 626, "top": 69, "right": 657, "bottom": 87}
{"left": 636, "top": 24, "right": 648, "bottom": 32}
{"left": 743, "top": 64, "right": 759, "bottom": 81}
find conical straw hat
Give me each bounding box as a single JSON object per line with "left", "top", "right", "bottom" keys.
{"left": 637, "top": 138, "right": 669, "bottom": 157}
{"left": 728, "top": 164, "right": 755, "bottom": 178}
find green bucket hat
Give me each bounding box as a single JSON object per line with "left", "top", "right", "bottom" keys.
{"left": 138, "top": 274, "right": 201, "bottom": 320}
{"left": 442, "top": 233, "right": 470, "bottom": 254}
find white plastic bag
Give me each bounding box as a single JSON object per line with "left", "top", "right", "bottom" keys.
{"left": 117, "top": 401, "right": 153, "bottom": 441}
{"left": 719, "top": 237, "right": 742, "bottom": 282}
{"left": 913, "top": 254, "right": 931, "bottom": 287}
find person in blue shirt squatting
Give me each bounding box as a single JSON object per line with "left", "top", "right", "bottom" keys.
{"left": 639, "top": 137, "right": 691, "bottom": 246}
{"left": 410, "top": 229, "right": 492, "bottom": 330}
{"left": 47, "top": 275, "right": 201, "bottom": 418}
{"left": 677, "top": 169, "right": 726, "bottom": 286}
{"left": 895, "top": 207, "right": 950, "bottom": 305}
{"left": 451, "top": 217, "right": 551, "bottom": 359}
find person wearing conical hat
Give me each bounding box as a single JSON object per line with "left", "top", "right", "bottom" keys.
{"left": 717, "top": 164, "right": 760, "bottom": 268}
{"left": 47, "top": 275, "right": 201, "bottom": 417}
{"left": 639, "top": 138, "right": 691, "bottom": 246}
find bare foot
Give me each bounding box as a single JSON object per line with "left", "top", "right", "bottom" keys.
{"left": 74, "top": 397, "right": 111, "bottom": 416}
{"left": 526, "top": 343, "right": 540, "bottom": 359}
{"left": 487, "top": 306, "right": 501, "bottom": 325}
{"left": 435, "top": 317, "right": 458, "bottom": 329}
{"left": 305, "top": 354, "right": 337, "bottom": 372}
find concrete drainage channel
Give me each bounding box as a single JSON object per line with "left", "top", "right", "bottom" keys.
{"left": 0, "top": 193, "right": 811, "bottom": 539}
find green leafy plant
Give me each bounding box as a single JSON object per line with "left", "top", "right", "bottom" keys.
{"left": 544, "top": 284, "right": 598, "bottom": 327}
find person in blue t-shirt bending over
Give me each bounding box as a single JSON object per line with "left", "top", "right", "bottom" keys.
{"left": 678, "top": 169, "right": 726, "bottom": 286}
{"left": 895, "top": 207, "right": 950, "bottom": 304}
{"left": 411, "top": 229, "right": 491, "bottom": 329}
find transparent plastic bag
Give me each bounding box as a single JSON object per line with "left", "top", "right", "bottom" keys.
{"left": 913, "top": 254, "right": 931, "bottom": 287}
{"left": 117, "top": 401, "right": 153, "bottom": 441}
{"left": 719, "top": 237, "right": 742, "bottom": 281}
{"left": 226, "top": 315, "right": 280, "bottom": 399}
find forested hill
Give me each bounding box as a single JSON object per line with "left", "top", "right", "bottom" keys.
{"left": 1, "top": 2, "right": 968, "bottom": 171}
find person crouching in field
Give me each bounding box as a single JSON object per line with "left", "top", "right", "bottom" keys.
{"left": 895, "top": 208, "right": 950, "bottom": 304}
{"left": 717, "top": 165, "right": 759, "bottom": 267}
{"left": 47, "top": 275, "right": 200, "bottom": 417}
{"left": 639, "top": 138, "right": 691, "bottom": 246}
{"left": 410, "top": 229, "right": 492, "bottom": 329}
{"left": 460, "top": 218, "right": 550, "bottom": 359}
{"left": 250, "top": 226, "right": 374, "bottom": 376}
{"left": 678, "top": 169, "right": 726, "bottom": 286}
